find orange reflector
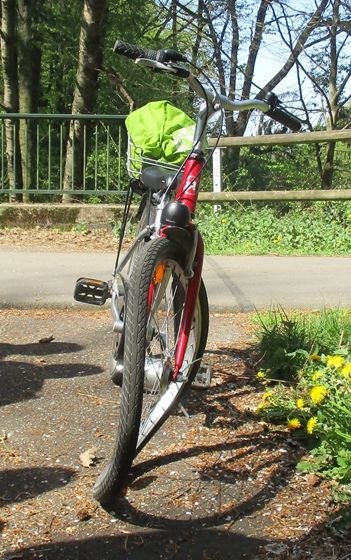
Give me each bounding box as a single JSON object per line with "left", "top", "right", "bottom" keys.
{"left": 153, "top": 262, "right": 166, "bottom": 284}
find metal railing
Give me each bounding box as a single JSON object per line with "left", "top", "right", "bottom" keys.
{"left": 0, "top": 113, "right": 127, "bottom": 200}
{"left": 1, "top": 115, "right": 350, "bottom": 203}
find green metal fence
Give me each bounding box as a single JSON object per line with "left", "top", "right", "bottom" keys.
{"left": 0, "top": 113, "right": 127, "bottom": 200}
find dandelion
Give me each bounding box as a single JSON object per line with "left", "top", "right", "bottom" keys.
{"left": 306, "top": 416, "right": 318, "bottom": 434}
{"left": 256, "top": 370, "right": 266, "bottom": 381}
{"left": 296, "top": 398, "right": 305, "bottom": 410}
{"left": 311, "top": 371, "right": 323, "bottom": 383}
{"left": 262, "top": 391, "right": 273, "bottom": 401}
{"left": 326, "top": 355, "right": 345, "bottom": 369}
{"left": 287, "top": 418, "right": 301, "bottom": 430}
{"left": 341, "top": 363, "right": 351, "bottom": 379}
{"left": 256, "top": 402, "right": 266, "bottom": 412}
{"left": 310, "top": 385, "right": 328, "bottom": 405}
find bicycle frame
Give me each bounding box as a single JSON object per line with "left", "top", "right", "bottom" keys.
{"left": 110, "top": 57, "right": 299, "bottom": 382}
{"left": 165, "top": 155, "right": 207, "bottom": 379}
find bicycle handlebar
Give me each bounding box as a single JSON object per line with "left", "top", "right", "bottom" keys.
{"left": 113, "top": 40, "right": 188, "bottom": 64}
{"left": 114, "top": 40, "right": 302, "bottom": 132}
{"left": 261, "top": 92, "right": 302, "bottom": 132}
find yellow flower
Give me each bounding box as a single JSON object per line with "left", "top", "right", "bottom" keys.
{"left": 306, "top": 416, "right": 318, "bottom": 434}
{"left": 287, "top": 418, "right": 301, "bottom": 430}
{"left": 309, "top": 353, "right": 321, "bottom": 362}
{"left": 256, "top": 370, "right": 266, "bottom": 381}
{"left": 326, "top": 355, "right": 345, "bottom": 369}
{"left": 311, "top": 371, "right": 323, "bottom": 383}
{"left": 262, "top": 391, "right": 273, "bottom": 401}
{"left": 310, "top": 385, "right": 328, "bottom": 405}
{"left": 341, "top": 363, "right": 351, "bottom": 379}
{"left": 256, "top": 402, "right": 266, "bottom": 412}
{"left": 296, "top": 398, "right": 305, "bottom": 410}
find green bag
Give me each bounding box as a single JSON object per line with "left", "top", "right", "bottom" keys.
{"left": 125, "top": 100, "right": 195, "bottom": 176}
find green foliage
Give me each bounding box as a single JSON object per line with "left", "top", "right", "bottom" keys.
{"left": 255, "top": 307, "right": 351, "bottom": 381}
{"left": 71, "top": 223, "right": 90, "bottom": 234}
{"left": 255, "top": 308, "right": 311, "bottom": 381}
{"left": 35, "top": 2, "right": 81, "bottom": 113}
{"left": 254, "top": 308, "right": 351, "bottom": 499}
{"left": 229, "top": 144, "right": 320, "bottom": 192}
{"left": 196, "top": 201, "right": 351, "bottom": 256}
{"left": 100, "top": 1, "right": 188, "bottom": 114}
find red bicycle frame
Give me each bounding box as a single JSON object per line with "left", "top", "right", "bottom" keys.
{"left": 171, "top": 154, "right": 206, "bottom": 379}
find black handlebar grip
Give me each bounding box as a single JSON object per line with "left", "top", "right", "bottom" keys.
{"left": 263, "top": 92, "right": 302, "bottom": 132}
{"left": 113, "top": 40, "right": 158, "bottom": 61}
{"left": 113, "top": 40, "right": 188, "bottom": 64}
{"left": 266, "top": 106, "right": 302, "bottom": 132}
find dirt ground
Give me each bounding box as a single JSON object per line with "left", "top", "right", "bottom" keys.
{"left": 0, "top": 226, "right": 119, "bottom": 252}
{"left": 1, "top": 229, "right": 351, "bottom": 559}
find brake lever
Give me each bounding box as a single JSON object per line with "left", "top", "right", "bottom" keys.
{"left": 135, "top": 58, "right": 189, "bottom": 78}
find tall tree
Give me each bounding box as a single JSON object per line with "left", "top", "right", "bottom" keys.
{"left": 63, "top": 0, "right": 107, "bottom": 202}
{"left": 17, "top": 0, "right": 41, "bottom": 200}
{"left": 272, "top": 0, "right": 351, "bottom": 188}
{"left": 0, "top": 0, "right": 22, "bottom": 200}
{"left": 163, "top": 0, "right": 336, "bottom": 187}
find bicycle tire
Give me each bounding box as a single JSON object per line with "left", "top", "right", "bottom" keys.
{"left": 94, "top": 237, "right": 208, "bottom": 510}
{"left": 110, "top": 195, "right": 156, "bottom": 385}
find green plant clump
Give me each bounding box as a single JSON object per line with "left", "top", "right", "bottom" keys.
{"left": 254, "top": 307, "right": 351, "bottom": 499}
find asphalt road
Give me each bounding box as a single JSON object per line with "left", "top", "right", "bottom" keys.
{"left": 1, "top": 248, "right": 351, "bottom": 311}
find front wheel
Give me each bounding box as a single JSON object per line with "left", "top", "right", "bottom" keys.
{"left": 93, "top": 237, "right": 208, "bottom": 510}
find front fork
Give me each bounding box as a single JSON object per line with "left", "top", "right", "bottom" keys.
{"left": 172, "top": 231, "right": 204, "bottom": 380}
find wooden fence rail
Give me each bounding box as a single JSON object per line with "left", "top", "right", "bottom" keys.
{"left": 208, "top": 128, "right": 351, "bottom": 148}
{"left": 206, "top": 128, "right": 351, "bottom": 202}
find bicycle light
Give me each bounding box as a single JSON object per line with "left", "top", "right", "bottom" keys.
{"left": 161, "top": 201, "right": 190, "bottom": 228}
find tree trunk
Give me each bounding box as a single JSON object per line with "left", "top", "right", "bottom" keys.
{"left": 224, "top": 0, "right": 270, "bottom": 184}
{"left": 0, "top": 0, "right": 22, "bottom": 201}
{"left": 321, "top": 141, "right": 336, "bottom": 188}
{"left": 233, "top": 0, "right": 270, "bottom": 138}
{"left": 63, "top": 0, "right": 107, "bottom": 202}
{"left": 321, "top": 0, "right": 340, "bottom": 188}
{"left": 17, "top": 0, "right": 40, "bottom": 201}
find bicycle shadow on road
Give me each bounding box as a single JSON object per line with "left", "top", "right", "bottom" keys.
{"left": 0, "top": 340, "right": 103, "bottom": 406}
{"left": 98, "top": 341, "right": 318, "bottom": 539}
{"left": 0, "top": 466, "right": 76, "bottom": 505}
{"left": 109, "top": 430, "right": 305, "bottom": 531}
{"left": 2, "top": 530, "right": 271, "bottom": 560}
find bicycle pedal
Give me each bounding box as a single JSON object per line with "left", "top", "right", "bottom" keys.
{"left": 191, "top": 365, "right": 212, "bottom": 389}
{"left": 74, "top": 277, "right": 111, "bottom": 306}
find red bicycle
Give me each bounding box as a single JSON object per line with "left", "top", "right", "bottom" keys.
{"left": 74, "top": 40, "right": 302, "bottom": 512}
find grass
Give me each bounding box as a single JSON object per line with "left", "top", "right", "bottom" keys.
{"left": 196, "top": 201, "right": 351, "bottom": 256}
{"left": 255, "top": 307, "right": 351, "bottom": 380}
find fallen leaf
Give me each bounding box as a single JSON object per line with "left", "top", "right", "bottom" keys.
{"left": 76, "top": 507, "right": 92, "bottom": 521}
{"left": 79, "top": 446, "right": 98, "bottom": 468}
{"left": 306, "top": 473, "right": 322, "bottom": 487}
{"left": 38, "top": 335, "right": 55, "bottom": 343}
